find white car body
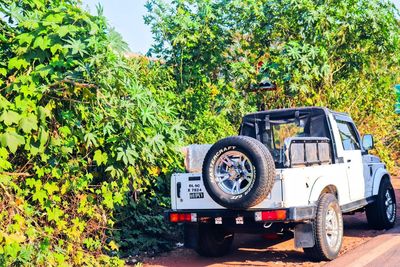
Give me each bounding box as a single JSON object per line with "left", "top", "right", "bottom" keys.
{"left": 170, "top": 110, "right": 390, "bottom": 213}
{"left": 166, "top": 107, "right": 394, "bottom": 257}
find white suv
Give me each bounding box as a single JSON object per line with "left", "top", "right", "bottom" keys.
{"left": 166, "top": 107, "right": 396, "bottom": 261}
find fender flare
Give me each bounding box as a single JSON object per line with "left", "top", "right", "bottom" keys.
{"left": 372, "top": 168, "right": 390, "bottom": 196}
{"left": 308, "top": 176, "right": 339, "bottom": 204}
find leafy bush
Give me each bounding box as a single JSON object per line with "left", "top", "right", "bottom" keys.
{"left": 0, "top": 0, "right": 183, "bottom": 265}
{"left": 113, "top": 57, "right": 184, "bottom": 258}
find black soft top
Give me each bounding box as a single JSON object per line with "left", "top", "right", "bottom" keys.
{"left": 244, "top": 107, "right": 334, "bottom": 119}
{"left": 240, "top": 107, "right": 335, "bottom": 141}
{"left": 240, "top": 107, "right": 345, "bottom": 166}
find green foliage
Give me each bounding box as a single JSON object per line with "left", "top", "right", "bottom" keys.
{"left": 113, "top": 56, "right": 184, "bottom": 257}
{"left": 396, "top": 85, "right": 400, "bottom": 114}
{"left": 145, "top": 0, "right": 256, "bottom": 143}
{"left": 146, "top": 0, "right": 400, "bottom": 173}
{"left": 0, "top": 0, "right": 183, "bottom": 265}
{"left": 114, "top": 188, "right": 182, "bottom": 258}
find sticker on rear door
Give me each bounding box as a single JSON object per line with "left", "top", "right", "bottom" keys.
{"left": 189, "top": 192, "right": 204, "bottom": 199}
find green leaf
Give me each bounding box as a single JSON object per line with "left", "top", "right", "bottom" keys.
{"left": 33, "top": 36, "right": 51, "bottom": 50}
{"left": 0, "top": 147, "right": 10, "bottom": 170}
{"left": 50, "top": 44, "right": 63, "bottom": 55}
{"left": 44, "top": 182, "right": 59, "bottom": 195}
{"left": 16, "top": 33, "right": 34, "bottom": 45}
{"left": 38, "top": 106, "right": 51, "bottom": 123}
{"left": 93, "top": 149, "right": 108, "bottom": 166}
{"left": 102, "top": 190, "right": 114, "bottom": 209}
{"left": 26, "top": 178, "right": 36, "bottom": 189}
{"left": 0, "top": 147, "right": 8, "bottom": 159}
{"left": 0, "top": 158, "right": 12, "bottom": 170}
{"left": 32, "top": 189, "right": 47, "bottom": 205}
{"left": 8, "top": 57, "right": 29, "bottom": 70}
{"left": 44, "top": 13, "right": 64, "bottom": 25}
{"left": 35, "top": 64, "right": 53, "bottom": 78}
{"left": 0, "top": 95, "right": 11, "bottom": 110}
{"left": 0, "top": 111, "right": 21, "bottom": 126}
{"left": 0, "top": 33, "right": 6, "bottom": 42}
{"left": 58, "top": 26, "right": 69, "bottom": 38}
{"left": 19, "top": 114, "right": 38, "bottom": 133}
{"left": 47, "top": 207, "right": 64, "bottom": 222}
{"left": 0, "top": 174, "right": 12, "bottom": 184}
{"left": 0, "top": 131, "right": 25, "bottom": 153}
{"left": 84, "top": 133, "right": 98, "bottom": 148}
{"left": 0, "top": 68, "right": 7, "bottom": 76}
{"left": 39, "top": 127, "right": 49, "bottom": 148}
{"left": 66, "top": 39, "right": 87, "bottom": 56}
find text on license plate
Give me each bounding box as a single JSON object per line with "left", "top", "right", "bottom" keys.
{"left": 189, "top": 192, "right": 204, "bottom": 199}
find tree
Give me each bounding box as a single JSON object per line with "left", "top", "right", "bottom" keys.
{"left": 146, "top": 0, "right": 400, "bottom": 171}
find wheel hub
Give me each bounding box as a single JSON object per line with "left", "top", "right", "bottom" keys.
{"left": 214, "top": 151, "right": 255, "bottom": 195}
{"left": 385, "top": 189, "right": 396, "bottom": 222}
{"left": 325, "top": 205, "right": 339, "bottom": 248}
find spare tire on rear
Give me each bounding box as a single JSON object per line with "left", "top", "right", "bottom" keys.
{"left": 202, "top": 136, "right": 275, "bottom": 209}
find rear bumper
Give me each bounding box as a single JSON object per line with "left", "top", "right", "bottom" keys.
{"left": 165, "top": 206, "right": 316, "bottom": 224}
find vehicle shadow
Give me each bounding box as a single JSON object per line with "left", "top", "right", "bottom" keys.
{"left": 222, "top": 232, "right": 314, "bottom": 265}
{"left": 147, "top": 233, "right": 317, "bottom": 267}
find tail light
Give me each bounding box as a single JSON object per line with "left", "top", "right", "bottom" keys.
{"left": 169, "top": 213, "right": 197, "bottom": 223}
{"left": 255, "top": 210, "right": 287, "bottom": 221}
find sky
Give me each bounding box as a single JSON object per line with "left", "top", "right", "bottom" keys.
{"left": 82, "top": 0, "right": 153, "bottom": 54}
{"left": 82, "top": 0, "right": 400, "bottom": 54}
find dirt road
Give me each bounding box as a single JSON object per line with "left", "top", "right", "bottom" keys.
{"left": 143, "top": 177, "right": 400, "bottom": 267}
{"left": 325, "top": 225, "right": 400, "bottom": 267}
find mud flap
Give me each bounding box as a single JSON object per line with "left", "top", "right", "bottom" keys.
{"left": 294, "top": 222, "right": 315, "bottom": 248}
{"left": 184, "top": 224, "right": 199, "bottom": 249}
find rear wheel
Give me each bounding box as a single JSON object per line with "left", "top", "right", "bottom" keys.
{"left": 366, "top": 178, "right": 396, "bottom": 230}
{"left": 304, "top": 193, "right": 343, "bottom": 261}
{"left": 195, "top": 224, "right": 234, "bottom": 257}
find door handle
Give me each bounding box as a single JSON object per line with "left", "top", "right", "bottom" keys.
{"left": 177, "top": 182, "right": 181, "bottom": 198}
{"left": 347, "top": 159, "right": 352, "bottom": 163}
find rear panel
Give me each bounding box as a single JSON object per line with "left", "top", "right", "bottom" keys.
{"left": 171, "top": 172, "right": 283, "bottom": 210}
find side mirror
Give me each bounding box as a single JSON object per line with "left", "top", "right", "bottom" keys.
{"left": 362, "top": 134, "right": 374, "bottom": 151}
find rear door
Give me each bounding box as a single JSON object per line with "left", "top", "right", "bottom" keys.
{"left": 333, "top": 118, "right": 365, "bottom": 201}
{"left": 170, "top": 173, "right": 283, "bottom": 210}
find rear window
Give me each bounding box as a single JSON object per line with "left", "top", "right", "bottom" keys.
{"left": 272, "top": 122, "right": 304, "bottom": 149}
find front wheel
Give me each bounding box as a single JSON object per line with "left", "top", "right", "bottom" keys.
{"left": 195, "top": 224, "right": 234, "bottom": 257}
{"left": 304, "top": 193, "right": 343, "bottom": 261}
{"left": 366, "top": 178, "right": 396, "bottom": 230}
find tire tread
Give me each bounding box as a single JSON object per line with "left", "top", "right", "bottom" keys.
{"left": 202, "top": 136, "right": 275, "bottom": 209}
{"left": 366, "top": 178, "right": 396, "bottom": 230}
{"left": 304, "top": 193, "right": 343, "bottom": 261}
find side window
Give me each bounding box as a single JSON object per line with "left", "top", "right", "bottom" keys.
{"left": 336, "top": 120, "right": 360, "bottom": 150}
